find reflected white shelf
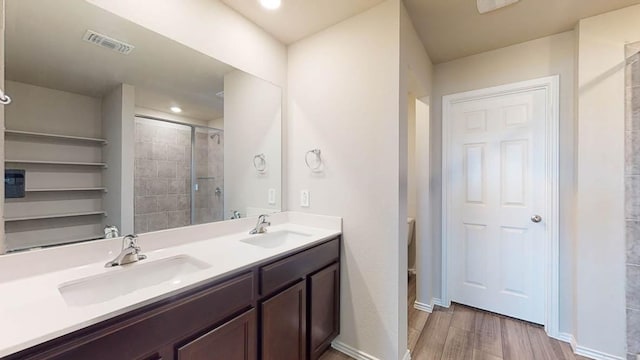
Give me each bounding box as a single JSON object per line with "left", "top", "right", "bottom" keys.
{"left": 26, "top": 187, "right": 107, "bottom": 193}
{"left": 5, "top": 211, "right": 107, "bottom": 222}
{"left": 5, "top": 160, "right": 108, "bottom": 167}
{"left": 5, "top": 130, "right": 108, "bottom": 145}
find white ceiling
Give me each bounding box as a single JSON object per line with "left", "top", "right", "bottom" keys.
{"left": 7, "top": 0, "right": 234, "bottom": 121}
{"left": 220, "top": 0, "right": 386, "bottom": 44}
{"left": 222, "top": 0, "right": 640, "bottom": 64}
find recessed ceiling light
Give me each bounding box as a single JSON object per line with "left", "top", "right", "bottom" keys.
{"left": 477, "top": 0, "right": 520, "bottom": 14}
{"left": 259, "top": 0, "right": 281, "bottom": 10}
{"left": 170, "top": 106, "right": 182, "bottom": 113}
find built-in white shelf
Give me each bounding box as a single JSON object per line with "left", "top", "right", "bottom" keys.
{"left": 5, "top": 130, "right": 108, "bottom": 145}
{"left": 5, "top": 211, "right": 107, "bottom": 222}
{"left": 8, "top": 234, "right": 106, "bottom": 253}
{"left": 26, "top": 187, "right": 108, "bottom": 193}
{"left": 5, "top": 159, "right": 108, "bottom": 167}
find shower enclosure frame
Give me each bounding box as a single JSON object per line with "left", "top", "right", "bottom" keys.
{"left": 134, "top": 114, "right": 223, "bottom": 226}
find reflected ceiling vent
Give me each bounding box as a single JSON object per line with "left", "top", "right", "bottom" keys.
{"left": 82, "top": 30, "right": 135, "bottom": 55}
{"left": 477, "top": 0, "right": 521, "bottom": 14}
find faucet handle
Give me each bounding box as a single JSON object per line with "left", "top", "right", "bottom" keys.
{"left": 122, "top": 234, "right": 139, "bottom": 250}
{"left": 258, "top": 214, "right": 269, "bottom": 223}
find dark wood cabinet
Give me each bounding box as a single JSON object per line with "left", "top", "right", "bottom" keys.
{"left": 261, "top": 281, "right": 307, "bottom": 360}
{"left": 177, "top": 309, "right": 257, "bottom": 360}
{"left": 308, "top": 263, "right": 340, "bottom": 360}
{"left": 3, "top": 237, "right": 341, "bottom": 360}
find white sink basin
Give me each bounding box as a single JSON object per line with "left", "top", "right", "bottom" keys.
{"left": 58, "top": 255, "right": 210, "bottom": 307}
{"left": 240, "top": 230, "right": 313, "bottom": 249}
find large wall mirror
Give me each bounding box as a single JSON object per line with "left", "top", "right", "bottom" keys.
{"left": 2, "top": 0, "right": 282, "bottom": 253}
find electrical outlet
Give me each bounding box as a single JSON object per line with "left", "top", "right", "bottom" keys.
{"left": 300, "top": 190, "right": 310, "bottom": 208}
{"left": 268, "top": 188, "right": 276, "bottom": 205}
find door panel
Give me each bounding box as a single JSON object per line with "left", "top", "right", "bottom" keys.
{"left": 309, "top": 263, "right": 340, "bottom": 360}
{"left": 177, "top": 309, "right": 257, "bottom": 360}
{"left": 449, "top": 89, "right": 546, "bottom": 324}
{"left": 261, "top": 281, "right": 306, "bottom": 360}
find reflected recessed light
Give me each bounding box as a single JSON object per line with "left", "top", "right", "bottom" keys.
{"left": 170, "top": 106, "right": 182, "bottom": 113}
{"left": 259, "top": 0, "right": 281, "bottom": 10}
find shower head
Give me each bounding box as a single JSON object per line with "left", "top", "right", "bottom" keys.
{"left": 210, "top": 133, "right": 221, "bottom": 144}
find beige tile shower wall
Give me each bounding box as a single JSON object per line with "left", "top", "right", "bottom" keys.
{"left": 134, "top": 118, "right": 191, "bottom": 233}
{"left": 625, "top": 50, "right": 640, "bottom": 360}
{"left": 208, "top": 131, "right": 224, "bottom": 222}
{"left": 194, "top": 129, "right": 224, "bottom": 224}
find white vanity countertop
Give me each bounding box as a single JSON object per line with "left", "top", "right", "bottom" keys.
{"left": 0, "top": 212, "right": 341, "bottom": 358}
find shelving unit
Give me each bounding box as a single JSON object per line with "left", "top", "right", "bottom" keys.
{"left": 5, "top": 129, "right": 108, "bottom": 145}
{"left": 5, "top": 211, "right": 107, "bottom": 222}
{"left": 5, "top": 159, "right": 108, "bottom": 167}
{"left": 2, "top": 83, "right": 113, "bottom": 252}
{"left": 26, "top": 187, "right": 107, "bottom": 193}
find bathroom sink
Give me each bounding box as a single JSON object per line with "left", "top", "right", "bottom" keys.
{"left": 58, "top": 255, "right": 211, "bottom": 307}
{"left": 240, "top": 230, "right": 313, "bottom": 249}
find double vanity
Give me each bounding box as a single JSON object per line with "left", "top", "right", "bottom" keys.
{"left": 0, "top": 212, "right": 342, "bottom": 360}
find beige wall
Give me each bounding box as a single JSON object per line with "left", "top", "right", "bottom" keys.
{"left": 400, "top": 3, "right": 434, "bottom": 355}
{"left": 431, "top": 31, "right": 576, "bottom": 334}
{"left": 574, "top": 5, "right": 640, "bottom": 357}
{"left": 400, "top": 2, "right": 435, "bottom": 318}
{"left": 224, "top": 70, "right": 282, "bottom": 218}
{"left": 287, "top": 1, "right": 404, "bottom": 358}
{"left": 5, "top": 81, "right": 102, "bottom": 137}
{"left": 102, "top": 84, "right": 135, "bottom": 234}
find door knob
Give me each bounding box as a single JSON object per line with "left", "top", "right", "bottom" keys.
{"left": 531, "top": 215, "right": 542, "bottom": 223}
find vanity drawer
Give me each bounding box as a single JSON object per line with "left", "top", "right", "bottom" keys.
{"left": 260, "top": 238, "right": 339, "bottom": 296}
{"left": 13, "top": 272, "right": 255, "bottom": 360}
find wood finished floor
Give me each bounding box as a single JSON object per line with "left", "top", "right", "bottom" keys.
{"left": 319, "top": 275, "right": 588, "bottom": 360}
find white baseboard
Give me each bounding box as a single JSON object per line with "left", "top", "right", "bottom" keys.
{"left": 554, "top": 332, "right": 623, "bottom": 360}
{"left": 414, "top": 300, "right": 433, "bottom": 313}
{"left": 331, "top": 341, "right": 380, "bottom": 360}
{"left": 555, "top": 332, "right": 576, "bottom": 351}
{"left": 331, "top": 341, "right": 411, "bottom": 360}
{"left": 402, "top": 349, "right": 411, "bottom": 360}
{"left": 574, "top": 345, "right": 625, "bottom": 360}
{"left": 432, "top": 298, "right": 448, "bottom": 308}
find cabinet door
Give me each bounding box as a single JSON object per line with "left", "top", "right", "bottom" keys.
{"left": 261, "top": 280, "right": 306, "bottom": 360}
{"left": 308, "top": 263, "right": 340, "bottom": 360}
{"left": 177, "top": 309, "right": 257, "bottom": 360}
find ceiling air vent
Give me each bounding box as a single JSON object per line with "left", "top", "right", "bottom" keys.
{"left": 82, "top": 30, "right": 134, "bottom": 55}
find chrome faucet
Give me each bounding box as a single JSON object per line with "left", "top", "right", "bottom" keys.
{"left": 250, "top": 214, "right": 271, "bottom": 234}
{"left": 105, "top": 234, "right": 147, "bottom": 267}
{"left": 231, "top": 210, "right": 242, "bottom": 219}
{"left": 104, "top": 225, "right": 119, "bottom": 239}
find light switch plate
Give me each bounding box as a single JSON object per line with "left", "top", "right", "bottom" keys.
{"left": 300, "top": 190, "right": 310, "bottom": 208}
{"left": 268, "top": 188, "right": 276, "bottom": 205}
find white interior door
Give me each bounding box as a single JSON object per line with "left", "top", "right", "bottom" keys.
{"left": 448, "top": 88, "right": 546, "bottom": 324}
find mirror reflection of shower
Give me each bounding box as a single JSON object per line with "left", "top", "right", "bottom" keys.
{"left": 210, "top": 132, "right": 221, "bottom": 145}
{"left": 133, "top": 116, "right": 224, "bottom": 233}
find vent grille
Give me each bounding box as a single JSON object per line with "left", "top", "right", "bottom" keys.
{"left": 82, "top": 30, "right": 134, "bottom": 55}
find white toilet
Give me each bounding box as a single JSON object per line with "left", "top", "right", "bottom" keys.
{"left": 407, "top": 217, "right": 415, "bottom": 247}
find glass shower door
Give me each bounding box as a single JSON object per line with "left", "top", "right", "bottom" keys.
{"left": 193, "top": 127, "right": 224, "bottom": 224}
